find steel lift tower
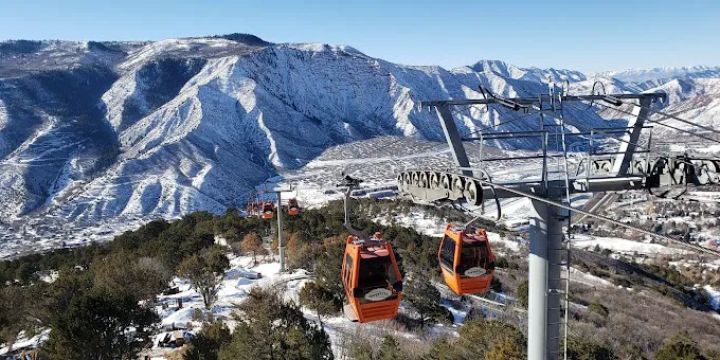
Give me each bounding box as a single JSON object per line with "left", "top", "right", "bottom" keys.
{"left": 398, "top": 89, "right": 720, "bottom": 359}
{"left": 258, "top": 183, "right": 293, "bottom": 273}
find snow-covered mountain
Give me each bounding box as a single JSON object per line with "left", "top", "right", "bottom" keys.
{"left": 0, "top": 34, "right": 718, "bottom": 229}
{"left": 600, "top": 65, "right": 720, "bottom": 86}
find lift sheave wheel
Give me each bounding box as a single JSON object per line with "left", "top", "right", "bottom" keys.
{"left": 341, "top": 233, "right": 403, "bottom": 323}
{"left": 438, "top": 224, "right": 496, "bottom": 295}
{"left": 464, "top": 179, "right": 482, "bottom": 206}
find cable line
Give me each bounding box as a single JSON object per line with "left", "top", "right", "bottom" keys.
{"left": 464, "top": 110, "right": 542, "bottom": 139}
{"left": 589, "top": 101, "right": 720, "bottom": 145}
{"left": 631, "top": 102, "right": 720, "bottom": 135}
{"left": 466, "top": 176, "right": 720, "bottom": 257}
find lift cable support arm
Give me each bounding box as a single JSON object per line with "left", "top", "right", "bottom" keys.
{"left": 472, "top": 176, "right": 720, "bottom": 257}
{"left": 411, "top": 90, "right": 718, "bottom": 360}
{"left": 588, "top": 101, "right": 720, "bottom": 145}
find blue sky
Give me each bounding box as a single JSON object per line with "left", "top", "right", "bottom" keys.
{"left": 1, "top": 0, "right": 718, "bottom": 72}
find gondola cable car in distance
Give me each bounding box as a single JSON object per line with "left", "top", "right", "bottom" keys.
{"left": 261, "top": 201, "right": 274, "bottom": 219}
{"left": 438, "top": 223, "right": 496, "bottom": 295}
{"left": 288, "top": 198, "right": 300, "bottom": 216}
{"left": 341, "top": 232, "right": 403, "bottom": 323}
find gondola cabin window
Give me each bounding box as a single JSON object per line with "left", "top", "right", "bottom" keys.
{"left": 344, "top": 254, "right": 353, "bottom": 286}
{"left": 439, "top": 236, "right": 456, "bottom": 272}
{"left": 357, "top": 256, "right": 397, "bottom": 304}
{"left": 458, "top": 240, "right": 492, "bottom": 277}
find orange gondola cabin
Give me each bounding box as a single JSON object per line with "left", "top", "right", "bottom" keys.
{"left": 438, "top": 224, "right": 496, "bottom": 295}
{"left": 261, "top": 202, "right": 274, "bottom": 219}
{"left": 287, "top": 198, "right": 300, "bottom": 216}
{"left": 341, "top": 233, "right": 403, "bottom": 323}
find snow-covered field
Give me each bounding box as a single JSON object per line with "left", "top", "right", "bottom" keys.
{"left": 144, "top": 253, "right": 462, "bottom": 359}
{"left": 705, "top": 285, "right": 720, "bottom": 311}
{"left": 572, "top": 234, "right": 686, "bottom": 256}
{"left": 0, "top": 330, "right": 50, "bottom": 356}
{"left": 155, "top": 257, "right": 309, "bottom": 330}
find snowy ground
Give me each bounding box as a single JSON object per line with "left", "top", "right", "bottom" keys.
{"left": 145, "top": 255, "right": 312, "bottom": 359}
{"left": 372, "top": 211, "right": 447, "bottom": 238}
{"left": 569, "top": 267, "right": 614, "bottom": 288}
{"left": 144, "top": 253, "right": 457, "bottom": 359}
{"left": 704, "top": 285, "right": 720, "bottom": 311}
{"left": 572, "top": 233, "right": 688, "bottom": 256}
{"left": 0, "top": 329, "right": 50, "bottom": 356}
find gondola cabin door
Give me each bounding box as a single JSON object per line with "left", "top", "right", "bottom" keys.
{"left": 438, "top": 224, "right": 495, "bottom": 295}
{"left": 341, "top": 234, "right": 403, "bottom": 323}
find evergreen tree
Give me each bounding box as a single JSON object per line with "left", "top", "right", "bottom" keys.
{"left": 0, "top": 285, "right": 43, "bottom": 353}
{"left": 517, "top": 280, "right": 529, "bottom": 308}
{"left": 177, "top": 247, "right": 230, "bottom": 309}
{"left": 93, "top": 252, "right": 171, "bottom": 302}
{"left": 404, "top": 272, "right": 451, "bottom": 327}
{"left": 219, "top": 287, "right": 333, "bottom": 360}
{"left": 655, "top": 333, "right": 706, "bottom": 360}
{"left": 314, "top": 235, "right": 346, "bottom": 298}
{"left": 566, "top": 336, "right": 616, "bottom": 360}
{"left": 377, "top": 336, "right": 407, "bottom": 360}
{"left": 224, "top": 227, "right": 242, "bottom": 245}
{"left": 43, "top": 287, "right": 157, "bottom": 360}
{"left": 205, "top": 246, "right": 231, "bottom": 274}
{"left": 433, "top": 319, "right": 526, "bottom": 359}
{"left": 485, "top": 336, "right": 525, "bottom": 360}
{"left": 184, "top": 321, "right": 232, "bottom": 360}
{"left": 298, "top": 281, "right": 339, "bottom": 330}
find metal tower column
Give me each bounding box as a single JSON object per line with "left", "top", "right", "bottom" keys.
{"left": 436, "top": 104, "right": 473, "bottom": 176}
{"left": 277, "top": 191, "right": 285, "bottom": 273}
{"left": 613, "top": 96, "right": 652, "bottom": 175}
{"left": 528, "top": 192, "right": 566, "bottom": 360}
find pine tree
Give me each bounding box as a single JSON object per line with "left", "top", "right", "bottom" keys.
{"left": 434, "top": 319, "right": 526, "bottom": 359}
{"left": 314, "top": 235, "right": 346, "bottom": 298}
{"left": 0, "top": 285, "right": 42, "bottom": 353}
{"left": 219, "top": 287, "right": 333, "bottom": 360}
{"left": 566, "top": 336, "right": 616, "bottom": 360}
{"left": 655, "top": 333, "right": 705, "bottom": 360}
{"left": 377, "top": 336, "right": 407, "bottom": 360}
{"left": 485, "top": 336, "right": 525, "bottom": 360}
{"left": 92, "top": 252, "right": 172, "bottom": 302}
{"left": 177, "top": 247, "right": 230, "bottom": 309}
{"left": 404, "top": 272, "right": 451, "bottom": 327}
{"left": 298, "top": 281, "right": 339, "bottom": 330}
{"left": 43, "top": 287, "right": 157, "bottom": 360}
{"left": 517, "top": 280, "right": 529, "bottom": 308}
{"left": 184, "top": 321, "right": 232, "bottom": 360}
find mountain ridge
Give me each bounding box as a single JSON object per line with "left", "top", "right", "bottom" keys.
{"left": 0, "top": 34, "right": 718, "bottom": 229}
